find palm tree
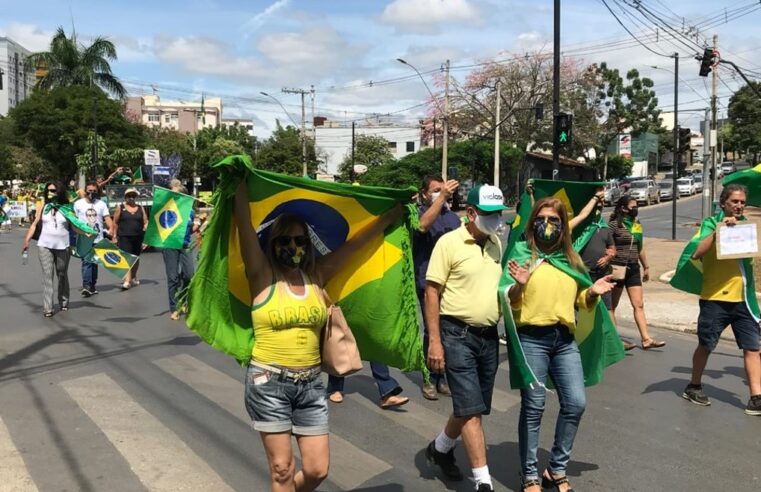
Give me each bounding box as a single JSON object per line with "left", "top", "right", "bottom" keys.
{"left": 27, "top": 27, "right": 126, "bottom": 99}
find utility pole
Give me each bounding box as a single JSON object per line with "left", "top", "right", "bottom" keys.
{"left": 671, "top": 53, "right": 679, "bottom": 241}
{"left": 710, "top": 34, "right": 719, "bottom": 207}
{"left": 442, "top": 59, "right": 450, "bottom": 181}
{"left": 351, "top": 121, "right": 356, "bottom": 183}
{"left": 310, "top": 85, "right": 315, "bottom": 127}
{"left": 552, "top": 0, "right": 561, "bottom": 179}
{"left": 701, "top": 107, "right": 711, "bottom": 218}
{"left": 282, "top": 87, "right": 309, "bottom": 177}
{"left": 92, "top": 95, "right": 98, "bottom": 182}
{"left": 494, "top": 79, "right": 501, "bottom": 188}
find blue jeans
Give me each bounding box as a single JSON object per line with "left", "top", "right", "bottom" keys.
{"left": 327, "top": 362, "right": 402, "bottom": 399}
{"left": 518, "top": 325, "right": 586, "bottom": 480}
{"left": 81, "top": 260, "right": 98, "bottom": 290}
{"left": 161, "top": 248, "right": 195, "bottom": 312}
{"left": 417, "top": 289, "right": 445, "bottom": 385}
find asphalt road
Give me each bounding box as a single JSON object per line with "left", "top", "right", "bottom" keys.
{"left": 1, "top": 226, "right": 760, "bottom": 492}
{"left": 634, "top": 193, "right": 704, "bottom": 241}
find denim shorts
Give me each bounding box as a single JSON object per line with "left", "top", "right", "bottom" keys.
{"left": 440, "top": 317, "right": 499, "bottom": 417}
{"left": 697, "top": 300, "right": 761, "bottom": 352}
{"left": 244, "top": 364, "right": 329, "bottom": 435}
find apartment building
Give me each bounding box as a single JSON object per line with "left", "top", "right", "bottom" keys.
{"left": 125, "top": 94, "right": 222, "bottom": 133}
{"left": 0, "top": 37, "right": 36, "bottom": 117}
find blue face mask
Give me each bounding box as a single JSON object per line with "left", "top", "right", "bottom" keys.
{"left": 533, "top": 217, "right": 562, "bottom": 244}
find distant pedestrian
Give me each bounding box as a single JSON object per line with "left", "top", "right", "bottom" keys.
{"left": 608, "top": 195, "right": 665, "bottom": 349}
{"left": 414, "top": 174, "right": 460, "bottom": 400}
{"left": 23, "top": 182, "right": 72, "bottom": 317}
{"left": 113, "top": 188, "right": 147, "bottom": 290}
{"left": 73, "top": 183, "right": 113, "bottom": 297}
{"left": 162, "top": 180, "right": 197, "bottom": 320}
{"left": 681, "top": 184, "right": 761, "bottom": 415}
{"left": 506, "top": 197, "right": 615, "bottom": 492}
{"left": 423, "top": 185, "right": 507, "bottom": 492}
{"left": 326, "top": 362, "right": 409, "bottom": 408}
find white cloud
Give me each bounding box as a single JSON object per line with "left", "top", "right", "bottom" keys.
{"left": 243, "top": 0, "right": 291, "bottom": 34}
{"left": 0, "top": 23, "right": 53, "bottom": 52}
{"left": 380, "top": 0, "right": 482, "bottom": 32}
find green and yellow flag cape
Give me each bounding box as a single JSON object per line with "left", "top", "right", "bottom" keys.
{"left": 185, "top": 155, "right": 425, "bottom": 372}
{"left": 670, "top": 212, "right": 760, "bottom": 319}
{"left": 498, "top": 242, "right": 626, "bottom": 389}
{"left": 144, "top": 187, "right": 195, "bottom": 249}
{"left": 723, "top": 163, "right": 761, "bottom": 207}
{"left": 44, "top": 203, "right": 97, "bottom": 236}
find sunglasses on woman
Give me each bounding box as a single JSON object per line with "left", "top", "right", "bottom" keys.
{"left": 274, "top": 235, "right": 309, "bottom": 248}
{"left": 47, "top": 188, "right": 57, "bottom": 193}
{"left": 534, "top": 216, "right": 562, "bottom": 226}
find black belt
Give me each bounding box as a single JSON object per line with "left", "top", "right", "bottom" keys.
{"left": 441, "top": 315, "right": 498, "bottom": 337}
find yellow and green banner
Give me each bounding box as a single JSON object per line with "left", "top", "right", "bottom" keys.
{"left": 185, "top": 155, "right": 425, "bottom": 372}
{"left": 723, "top": 163, "right": 761, "bottom": 207}
{"left": 144, "top": 187, "right": 194, "bottom": 249}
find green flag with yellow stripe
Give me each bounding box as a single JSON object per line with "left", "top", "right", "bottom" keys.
{"left": 144, "top": 187, "right": 194, "bottom": 249}
{"left": 90, "top": 240, "right": 138, "bottom": 280}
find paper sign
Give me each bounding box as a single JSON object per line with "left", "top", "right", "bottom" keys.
{"left": 717, "top": 220, "right": 761, "bottom": 259}
{"left": 6, "top": 201, "right": 28, "bottom": 218}
{"left": 144, "top": 149, "right": 161, "bottom": 166}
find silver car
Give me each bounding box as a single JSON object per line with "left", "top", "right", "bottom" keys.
{"left": 604, "top": 180, "right": 622, "bottom": 205}
{"left": 658, "top": 181, "right": 675, "bottom": 201}
{"left": 628, "top": 179, "right": 660, "bottom": 205}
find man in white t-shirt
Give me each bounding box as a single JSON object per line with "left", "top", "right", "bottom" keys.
{"left": 73, "top": 182, "right": 114, "bottom": 297}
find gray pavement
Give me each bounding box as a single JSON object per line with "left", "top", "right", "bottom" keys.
{"left": 635, "top": 193, "right": 703, "bottom": 241}
{"left": 2, "top": 226, "right": 761, "bottom": 491}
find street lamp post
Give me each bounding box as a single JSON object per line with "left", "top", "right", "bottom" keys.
{"left": 261, "top": 91, "right": 306, "bottom": 176}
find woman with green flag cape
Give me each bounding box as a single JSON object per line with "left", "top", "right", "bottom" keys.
{"left": 504, "top": 197, "right": 616, "bottom": 492}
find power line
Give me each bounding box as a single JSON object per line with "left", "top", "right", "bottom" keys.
{"left": 599, "top": 0, "right": 673, "bottom": 57}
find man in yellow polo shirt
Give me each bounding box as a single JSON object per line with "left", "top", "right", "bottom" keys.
{"left": 683, "top": 183, "right": 761, "bottom": 416}
{"left": 422, "top": 184, "right": 505, "bottom": 492}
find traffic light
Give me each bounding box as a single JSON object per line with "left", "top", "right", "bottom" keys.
{"left": 555, "top": 113, "right": 573, "bottom": 148}
{"left": 699, "top": 48, "right": 715, "bottom": 77}
{"left": 678, "top": 127, "right": 691, "bottom": 154}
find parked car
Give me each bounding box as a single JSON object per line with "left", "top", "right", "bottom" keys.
{"left": 693, "top": 176, "right": 703, "bottom": 193}
{"left": 628, "top": 179, "right": 660, "bottom": 205}
{"left": 721, "top": 162, "right": 736, "bottom": 176}
{"left": 676, "top": 177, "right": 695, "bottom": 196}
{"left": 658, "top": 180, "right": 676, "bottom": 201}
{"left": 604, "top": 180, "right": 622, "bottom": 205}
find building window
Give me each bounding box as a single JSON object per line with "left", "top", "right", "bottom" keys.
{"left": 164, "top": 114, "right": 171, "bottom": 123}
{"left": 147, "top": 113, "right": 160, "bottom": 123}
{"left": 406, "top": 141, "right": 415, "bottom": 152}
{"left": 388, "top": 142, "right": 397, "bottom": 151}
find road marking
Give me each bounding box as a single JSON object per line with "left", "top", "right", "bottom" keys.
{"left": 155, "top": 354, "right": 391, "bottom": 491}
{"left": 345, "top": 392, "right": 448, "bottom": 440}
{"left": 62, "top": 373, "right": 233, "bottom": 492}
{"left": 0, "top": 417, "right": 38, "bottom": 491}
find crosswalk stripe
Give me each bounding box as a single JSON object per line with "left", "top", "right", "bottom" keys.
{"left": 345, "top": 393, "right": 448, "bottom": 440}
{"left": 61, "top": 373, "right": 234, "bottom": 492}
{"left": 0, "top": 417, "right": 38, "bottom": 492}
{"left": 155, "top": 354, "right": 392, "bottom": 491}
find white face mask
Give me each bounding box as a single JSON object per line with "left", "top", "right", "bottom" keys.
{"left": 474, "top": 213, "right": 502, "bottom": 235}
{"left": 429, "top": 191, "right": 441, "bottom": 203}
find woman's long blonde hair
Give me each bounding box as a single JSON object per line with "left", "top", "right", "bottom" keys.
{"left": 525, "top": 197, "right": 585, "bottom": 272}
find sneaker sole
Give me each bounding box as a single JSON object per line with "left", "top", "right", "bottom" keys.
{"left": 744, "top": 408, "right": 761, "bottom": 416}
{"left": 681, "top": 392, "right": 711, "bottom": 406}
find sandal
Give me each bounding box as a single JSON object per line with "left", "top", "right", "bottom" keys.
{"left": 328, "top": 391, "right": 344, "bottom": 403}
{"left": 44, "top": 312, "right": 54, "bottom": 318}
{"left": 542, "top": 470, "right": 574, "bottom": 492}
{"left": 642, "top": 338, "right": 666, "bottom": 349}
{"left": 380, "top": 395, "right": 409, "bottom": 409}
{"left": 521, "top": 478, "right": 541, "bottom": 491}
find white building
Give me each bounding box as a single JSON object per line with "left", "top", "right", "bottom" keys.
{"left": 221, "top": 118, "right": 255, "bottom": 137}
{"left": 0, "top": 37, "right": 36, "bottom": 117}
{"left": 314, "top": 119, "right": 422, "bottom": 175}
{"left": 126, "top": 94, "right": 222, "bottom": 133}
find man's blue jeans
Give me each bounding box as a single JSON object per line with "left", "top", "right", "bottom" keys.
{"left": 518, "top": 324, "right": 586, "bottom": 480}
{"left": 161, "top": 248, "right": 195, "bottom": 312}
{"left": 81, "top": 260, "right": 98, "bottom": 290}
{"left": 327, "top": 362, "right": 402, "bottom": 399}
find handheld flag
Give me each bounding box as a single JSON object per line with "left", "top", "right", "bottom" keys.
{"left": 144, "top": 187, "right": 194, "bottom": 249}
{"left": 670, "top": 212, "right": 760, "bottom": 319}
{"left": 723, "top": 163, "right": 761, "bottom": 207}
{"left": 185, "top": 155, "right": 425, "bottom": 374}
{"left": 90, "top": 240, "right": 138, "bottom": 280}
{"left": 498, "top": 242, "right": 626, "bottom": 389}
{"left": 133, "top": 166, "right": 144, "bottom": 183}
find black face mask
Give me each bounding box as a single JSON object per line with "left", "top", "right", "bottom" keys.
{"left": 626, "top": 208, "right": 638, "bottom": 219}
{"left": 87, "top": 191, "right": 98, "bottom": 201}
{"left": 274, "top": 246, "right": 304, "bottom": 269}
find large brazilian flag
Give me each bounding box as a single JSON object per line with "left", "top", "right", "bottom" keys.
{"left": 185, "top": 155, "right": 425, "bottom": 372}
{"left": 499, "top": 179, "right": 625, "bottom": 390}
{"left": 723, "top": 163, "right": 761, "bottom": 207}
{"left": 144, "top": 187, "right": 195, "bottom": 249}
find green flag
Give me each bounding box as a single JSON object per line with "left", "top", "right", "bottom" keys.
{"left": 670, "top": 212, "right": 760, "bottom": 318}
{"left": 723, "top": 163, "right": 761, "bottom": 207}
{"left": 144, "top": 187, "right": 195, "bottom": 249}
{"left": 133, "top": 166, "right": 144, "bottom": 183}
{"left": 185, "top": 155, "right": 425, "bottom": 373}
{"left": 506, "top": 179, "right": 605, "bottom": 264}
{"left": 622, "top": 217, "right": 644, "bottom": 250}
{"left": 498, "top": 242, "right": 626, "bottom": 389}
{"left": 73, "top": 233, "right": 96, "bottom": 260}
{"left": 45, "top": 203, "right": 98, "bottom": 236}
{"left": 90, "top": 240, "right": 138, "bottom": 280}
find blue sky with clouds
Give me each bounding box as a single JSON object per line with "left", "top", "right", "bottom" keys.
{"left": 2, "top": 0, "right": 760, "bottom": 135}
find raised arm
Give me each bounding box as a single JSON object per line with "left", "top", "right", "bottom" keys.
{"left": 570, "top": 190, "right": 604, "bottom": 231}
{"left": 317, "top": 204, "right": 403, "bottom": 283}
{"left": 234, "top": 180, "right": 269, "bottom": 290}
{"left": 419, "top": 180, "right": 459, "bottom": 233}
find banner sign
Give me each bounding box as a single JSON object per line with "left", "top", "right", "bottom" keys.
{"left": 144, "top": 149, "right": 161, "bottom": 166}
{"left": 6, "top": 201, "right": 28, "bottom": 218}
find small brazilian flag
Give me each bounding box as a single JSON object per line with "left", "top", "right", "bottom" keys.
{"left": 144, "top": 187, "right": 194, "bottom": 249}
{"left": 91, "top": 240, "right": 138, "bottom": 280}
{"left": 133, "top": 166, "right": 144, "bottom": 183}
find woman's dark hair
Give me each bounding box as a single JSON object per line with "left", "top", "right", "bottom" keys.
{"left": 44, "top": 181, "right": 69, "bottom": 205}
{"left": 266, "top": 213, "right": 318, "bottom": 282}
{"left": 610, "top": 194, "right": 636, "bottom": 222}
{"left": 719, "top": 183, "right": 748, "bottom": 205}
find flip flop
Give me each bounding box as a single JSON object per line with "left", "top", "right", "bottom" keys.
{"left": 328, "top": 392, "right": 344, "bottom": 403}
{"left": 380, "top": 395, "right": 409, "bottom": 409}
{"left": 642, "top": 338, "right": 666, "bottom": 349}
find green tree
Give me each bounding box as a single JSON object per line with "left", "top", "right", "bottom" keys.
{"left": 11, "top": 85, "right": 144, "bottom": 182}
{"left": 591, "top": 154, "right": 633, "bottom": 179}
{"left": 27, "top": 27, "right": 126, "bottom": 99}
{"left": 728, "top": 81, "right": 761, "bottom": 160}
{"left": 337, "top": 135, "right": 395, "bottom": 182}
{"left": 256, "top": 123, "right": 317, "bottom": 175}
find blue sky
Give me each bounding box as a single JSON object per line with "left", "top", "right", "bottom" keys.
{"left": 2, "top": 0, "right": 760, "bottom": 136}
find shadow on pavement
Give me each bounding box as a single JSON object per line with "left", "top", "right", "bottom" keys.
{"left": 641, "top": 376, "right": 745, "bottom": 410}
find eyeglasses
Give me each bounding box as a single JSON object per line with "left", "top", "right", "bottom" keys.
{"left": 47, "top": 189, "right": 57, "bottom": 193}
{"left": 274, "top": 235, "right": 309, "bottom": 248}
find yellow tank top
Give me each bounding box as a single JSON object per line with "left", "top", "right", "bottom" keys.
{"left": 251, "top": 272, "right": 328, "bottom": 368}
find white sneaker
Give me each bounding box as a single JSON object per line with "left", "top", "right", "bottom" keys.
{"left": 131, "top": 279, "right": 140, "bottom": 286}
{"left": 121, "top": 281, "right": 131, "bottom": 290}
